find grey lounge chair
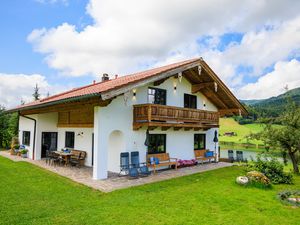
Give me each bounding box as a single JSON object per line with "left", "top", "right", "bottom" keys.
{"left": 130, "top": 151, "right": 150, "bottom": 177}
{"left": 236, "top": 151, "right": 243, "bottom": 162}
{"left": 228, "top": 150, "right": 234, "bottom": 162}
{"left": 119, "top": 152, "right": 130, "bottom": 176}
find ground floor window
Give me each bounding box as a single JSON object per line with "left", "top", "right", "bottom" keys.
{"left": 22, "top": 131, "right": 30, "bottom": 146}
{"left": 148, "top": 134, "right": 166, "bottom": 154}
{"left": 65, "top": 131, "right": 75, "bottom": 148}
{"left": 194, "top": 134, "right": 206, "bottom": 150}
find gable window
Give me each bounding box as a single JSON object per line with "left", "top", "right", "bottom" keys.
{"left": 65, "top": 132, "right": 75, "bottom": 148}
{"left": 194, "top": 134, "right": 206, "bottom": 150}
{"left": 184, "top": 94, "right": 197, "bottom": 109}
{"left": 148, "top": 87, "right": 167, "bottom": 105}
{"left": 148, "top": 134, "right": 166, "bottom": 154}
{"left": 22, "top": 131, "right": 30, "bottom": 146}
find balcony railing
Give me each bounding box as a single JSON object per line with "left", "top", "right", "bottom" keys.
{"left": 133, "top": 104, "right": 219, "bottom": 130}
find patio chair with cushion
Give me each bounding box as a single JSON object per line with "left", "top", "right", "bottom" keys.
{"left": 70, "top": 150, "right": 87, "bottom": 166}
{"left": 69, "top": 152, "right": 82, "bottom": 167}
{"left": 119, "top": 152, "right": 130, "bottom": 176}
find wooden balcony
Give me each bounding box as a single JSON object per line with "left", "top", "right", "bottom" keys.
{"left": 133, "top": 104, "right": 219, "bottom": 131}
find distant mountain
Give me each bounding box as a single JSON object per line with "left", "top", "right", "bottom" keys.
{"left": 240, "top": 87, "right": 300, "bottom": 117}
{"left": 241, "top": 99, "right": 265, "bottom": 105}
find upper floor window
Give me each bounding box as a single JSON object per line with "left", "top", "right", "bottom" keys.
{"left": 65, "top": 132, "right": 75, "bottom": 148}
{"left": 22, "top": 131, "right": 30, "bottom": 146}
{"left": 194, "top": 134, "right": 206, "bottom": 150}
{"left": 148, "top": 87, "right": 166, "bottom": 105}
{"left": 184, "top": 94, "right": 197, "bottom": 109}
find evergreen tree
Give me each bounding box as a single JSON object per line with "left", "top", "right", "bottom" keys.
{"left": 33, "top": 83, "right": 40, "bottom": 101}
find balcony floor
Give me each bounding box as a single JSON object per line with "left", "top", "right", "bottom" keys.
{"left": 1, "top": 151, "right": 231, "bottom": 192}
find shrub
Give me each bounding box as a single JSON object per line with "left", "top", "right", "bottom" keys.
{"left": 246, "top": 171, "right": 271, "bottom": 188}
{"left": 19, "top": 149, "right": 28, "bottom": 154}
{"left": 246, "top": 154, "right": 293, "bottom": 184}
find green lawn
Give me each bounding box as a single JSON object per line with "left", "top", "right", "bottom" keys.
{"left": 219, "top": 118, "right": 283, "bottom": 153}
{"left": 0, "top": 157, "right": 299, "bottom": 225}
{"left": 219, "top": 118, "right": 265, "bottom": 145}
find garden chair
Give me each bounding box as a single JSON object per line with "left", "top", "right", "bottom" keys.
{"left": 228, "top": 150, "right": 234, "bottom": 162}
{"left": 50, "top": 152, "right": 61, "bottom": 166}
{"left": 69, "top": 152, "right": 82, "bottom": 167}
{"left": 236, "top": 151, "right": 243, "bottom": 162}
{"left": 128, "top": 167, "right": 139, "bottom": 179}
{"left": 130, "top": 151, "right": 150, "bottom": 177}
{"left": 45, "top": 150, "right": 51, "bottom": 165}
{"left": 119, "top": 152, "right": 130, "bottom": 176}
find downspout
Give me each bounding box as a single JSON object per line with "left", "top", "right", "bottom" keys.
{"left": 20, "top": 114, "right": 37, "bottom": 160}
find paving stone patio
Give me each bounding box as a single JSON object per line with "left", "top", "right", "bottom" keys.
{"left": 0, "top": 151, "right": 232, "bottom": 192}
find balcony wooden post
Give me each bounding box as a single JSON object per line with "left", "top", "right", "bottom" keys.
{"left": 147, "top": 104, "right": 152, "bottom": 122}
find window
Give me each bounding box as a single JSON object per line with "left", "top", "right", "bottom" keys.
{"left": 148, "top": 134, "right": 166, "bottom": 154}
{"left": 148, "top": 87, "right": 167, "bottom": 105}
{"left": 194, "top": 134, "right": 206, "bottom": 150}
{"left": 184, "top": 94, "right": 197, "bottom": 109}
{"left": 65, "top": 132, "right": 75, "bottom": 148}
{"left": 22, "top": 131, "right": 30, "bottom": 146}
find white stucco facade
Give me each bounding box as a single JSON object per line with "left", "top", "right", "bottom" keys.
{"left": 19, "top": 76, "right": 219, "bottom": 180}
{"left": 92, "top": 77, "right": 219, "bottom": 179}
{"left": 19, "top": 112, "right": 94, "bottom": 166}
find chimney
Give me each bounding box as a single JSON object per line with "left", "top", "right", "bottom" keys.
{"left": 101, "top": 73, "right": 109, "bottom": 82}
{"left": 115, "top": 74, "right": 118, "bottom": 79}
{"left": 93, "top": 80, "right": 96, "bottom": 84}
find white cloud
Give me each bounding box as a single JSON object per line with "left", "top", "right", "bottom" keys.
{"left": 202, "top": 15, "right": 300, "bottom": 81}
{"left": 28, "top": 0, "right": 300, "bottom": 79}
{"left": 0, "top": 73, "right": 65, "bottom": 108}
{"left": 237, "top": 59, "right": 300, "bottom": 99}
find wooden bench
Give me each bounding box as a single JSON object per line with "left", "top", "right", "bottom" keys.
{"left": 146, "top": 153, "right": 178, "bottom": 174}
{"left": 70, "top": 150, "right": 87, "bottom": 166}
{"left": 194, "top": 149, "right": 216, "bottom": 164}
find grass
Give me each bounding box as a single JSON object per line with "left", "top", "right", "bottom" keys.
{"left": 219, "top": 118, "right": 265, "bottom": 145}
{"left": 219, "top": 118, "right": 283, "bottom": 153}
{"left": 0, "top": 157, "right": 299, "bottom": 225}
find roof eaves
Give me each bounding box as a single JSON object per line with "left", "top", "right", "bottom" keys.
{"left": 6, "top": 92, "right": 101, "bottom": 113}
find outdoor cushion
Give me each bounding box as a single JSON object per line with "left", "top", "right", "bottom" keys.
{"left": 154, "top": 157, "right": 160, "bottom": 165}
{"left": 205, "top": 151, "right": 214, "bottom": 157}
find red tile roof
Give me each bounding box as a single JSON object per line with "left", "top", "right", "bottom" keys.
{"left": 10, "top": 58, "right": 200, "bottom": 111}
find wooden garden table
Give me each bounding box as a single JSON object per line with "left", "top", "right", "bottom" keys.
{"left": 53, "top": 151, "right": 74, "bottom": 166}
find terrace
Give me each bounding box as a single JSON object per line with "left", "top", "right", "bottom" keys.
{"left": 0, "top": 150, "right": 230, "bottom": 192}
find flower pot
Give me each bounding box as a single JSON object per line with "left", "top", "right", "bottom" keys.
{"left": 21, "top": 153, "right": 27, "bottom": 158}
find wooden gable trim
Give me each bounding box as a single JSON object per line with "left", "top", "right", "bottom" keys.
{"left": 191, "top": 82, "right": 215, "bottom": 93}
{"left": 199, "top": 60, "right": 247, "bottom": 115}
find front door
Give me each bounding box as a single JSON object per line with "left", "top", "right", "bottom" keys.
{"left": 41, "top": 132, "right": 58, "bottom": 158}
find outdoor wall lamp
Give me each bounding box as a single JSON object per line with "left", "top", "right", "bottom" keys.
{"left": 173, "top": 80, "right": 177, "bottom": 92}
{"left": 132, "top": 89, "right": 137, "bottom": 100}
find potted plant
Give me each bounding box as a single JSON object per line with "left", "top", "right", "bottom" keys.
{"left": 20, "top": 149, "right": 28, "bottom": 158}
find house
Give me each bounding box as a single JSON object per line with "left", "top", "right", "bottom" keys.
{"left": 8, "top": 58, "right": 247, "bottom": 180}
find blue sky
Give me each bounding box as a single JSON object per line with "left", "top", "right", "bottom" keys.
{"left": 0, "top": 0, "right": 92, "bottom": 85}
{"left": 0, "top": 0, "right": 300, "bottom": 107}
